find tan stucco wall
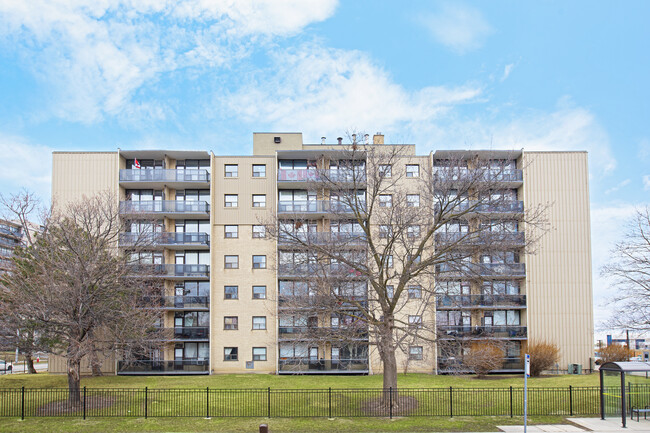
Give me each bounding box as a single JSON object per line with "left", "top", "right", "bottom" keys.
{"left": 52, "top": 152, "right": 119, "bottom": 208}
{"left": 253, "top": 133, "right": 303, "bottom": 155}
{"left": 522, "top": 151, "right": 593, "bottom": 369}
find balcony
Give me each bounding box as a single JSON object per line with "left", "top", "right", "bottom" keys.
{"left": 130, "top": 264, "right": 210, "bottom": 280}
{"left": 0, "top": 225, "right": 21, "bottom": 239}
{"left": 277, "top": 200, "right": 358, "bottom": 217}
{"left": 119, "top": 232, "right": 210, "bottom": 250}
{"left": 119, "top": 200, "right": 209, "bottom": 218}
{"left": 435, "top": 263, "right": 526, "bottom": 279}
{"left": 277, "top": 169, "right": 366, "bottom": 187}
{"left": 279, "top": 295, "right": 368, "bottom": 310}
{"left": 142, "top": 296, "right": 209, "bottom": 310}
{"left": 278, "top": 326, "right": 368, "bottom": 342}
{"left": 119, "top": 169, "right": 210, "bottom": 189}
{"left": 117, "top": 359, "right": 209, "bottom": 375}
{"left": 162, "top": 326, "right": 209, "bottom": 341}
{"left": 433, "top": 168, "right": 523, "bottom": 186}
{"left": 277, "top": 263, "right": 366, "bottom": 279}
{"left": 435, "top": 200, "right": 524, "bottom": 218}
{"left": 278, "top": 232, "right": 367, "bottom": 248}
{"left": 278, "top": 358, "right": 369, "bottom": 374}
{"left": 436, "top": 294, "right": 526, "bottom": 309}
{"left": 437, "top": 357, "right": 523, "bottom": 373}
{"left": 437, "top": 325, "right": 527, "bottom": 339}
{"left": 434, "top": 232, "right": 525, "bottom": 248}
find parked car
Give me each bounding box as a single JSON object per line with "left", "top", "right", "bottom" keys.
{"left": 0, "top": 360, "right": 12, "bottom": 374}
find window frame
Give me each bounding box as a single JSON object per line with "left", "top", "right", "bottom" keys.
{"left": 407, "top": 194, "right": 420, "bottom": 207}
{"left": 224, "top": 194, "right": 238, "bottom": 208}
{"left": 253, "top": 285, "right": 267, "bottom": 299}
{"left": 252, "top": 347, "right": 267, "bottom": 361}
{"left": 252, "top": 316, "right": 267, "bottom": 330}
{"left": 224, "top": 164, "right": 238, "bottom": 178}
{"left": 224, "top": 316, "right": 239, "bottom": 330}
{"left": 408, "top": 315, "right": 423, "bottom": 328}
{"left": 252, "top": 225, "right": 266, "bottom": 238}
{"left": 252, "top": 255, "right": 267, "bottom": 269}
{"left": 224, "top": 255, "right": 239, "bottom": 269}
{"left": 252, "top": 194, "right": 267, "bottom": 208}
{"left": 224, "top": 347, "right": 238, "bottom": 361}
{"left": 252, "top": 164, "right": 267, "bottom": 178}
{"left": 224, "top": 225, "right": 238, "bottom": 238}
{"left": 409, "top": 346, "right": 423, "bottom": 360}
{"left": 379, "top": 194, "right": 393, "bottom": 208}
{"left": 224, "top": 285, "right": 239, "bottom": 300}
{"left": 406, "top": 164, "right": 420, "bottom": 178}
{"left": 408, "top": 285, "right": 422, "bottom": 299}
{"left": 379, "top": 164, "right": 392, "bottom": 178}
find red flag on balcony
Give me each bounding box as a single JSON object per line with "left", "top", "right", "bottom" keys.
{"left": 134, "top": 158, "right": 141, "bottom": 169}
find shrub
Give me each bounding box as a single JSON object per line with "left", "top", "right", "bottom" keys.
{"left": 464, "top": 342, "right": 504, "bottom": 378}
{"left": 599, "top": 344, "right": 633, "bottom": 363}
{"left": 527, "top": 341, "right": 560, "bottom": 376}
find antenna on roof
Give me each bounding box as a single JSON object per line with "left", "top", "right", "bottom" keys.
{"left": 321, "top": 137, "right": 326, "bottom": 145}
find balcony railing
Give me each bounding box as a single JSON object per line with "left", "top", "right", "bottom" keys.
{"left": 277, "top": 200, "right": 358, "bottom": 214}
{"left": 119, "top": 232, "right": 210, "bottom": 248}
{"left": 277, "top": 263, "right": 366, "bottom": 279}
{"left": 161, "top": 326, "right": 209, "bottom": 340}
{"left": 0, "top": 226, "right": 21, "bottom": 239}
{"left": 130, "top": 264, "right": 210, "bottom": 279}
{"left": 119, "top": 200, "right": 209, "bottom": 216}
{"left": 278, "top": 232, "right": 367, "bottom": 246}
{"left": 277, "top": 169, "right": 366, "bottom": 183}
{"left": 437, "top": 357, "right": 523, "bottom": 372}
{"left": 278, "top": 295, "right": 368, "bottom": 309}
{"left": 436, "top": 294, "right": 526, "bottom": 308}
{"left": 141, "top": 296, "right": 209, "bottom": 309}
{"left": 117, "top": 359, "right": 209, "bottom": 374}
{"left": 119, "top": 169, "right": 210, "bottom": 183}
{"left": 438, "top": 325, "right": 527, "bottom": 338}
{"left": 435, "top": 200, "right": 524, "bottom": 216}
{"left": 434, "top": 232, "right": 525, "bottom": 247}
{"left": 278, "top": 358, "right": 369, "bottom": 373}
{"left": 0, "top": 237, "right": 20, "bottom": 249}
{"left": 436, "top": 263, "right": 526, "bottom": 278}
{"left": 433, "top": 168, "right": 523, "bottom": 183}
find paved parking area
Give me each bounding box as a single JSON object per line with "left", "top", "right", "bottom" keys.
{"left": 496, "top": 417, "right": 650, "bottom": 432}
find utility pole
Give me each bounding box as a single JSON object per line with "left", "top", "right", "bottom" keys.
{"left": 627, "top": 330, "right": 631, "bottom": 361}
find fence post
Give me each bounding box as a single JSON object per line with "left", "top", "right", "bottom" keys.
{"left": 510, "top": 386, "right": 513, "bottom": 418}
{"left": 389, "top": 387, "right": 393, "bottom": 419}
{"left": 144, "top": 387, "right": 148, "bottom": 419}
{"left": 21, "top": 386, "right": 24, "bottom": 420}
{"left": 569, "top": 385, "right": 573, "bottom": 416}
{"left": 206, "top": 387, "right": 209, "bottom": 418}
{"left": 83, "top": 386, "right": 86, "bottom": 420}
{"left": 267, "top": 387, "right": 271, "bottom": 418}
{"left": 449, "top": 386, "right": 453, "bottom": 418}
{"left": 328, "top": 387, "right": 332, "bottom": 418}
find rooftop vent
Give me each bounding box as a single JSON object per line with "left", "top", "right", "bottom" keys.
{"left": 352, "top": 134, "right": 357, "bottom": 143}
{"left": 364, "top": 134, "right": 369, "bottom": 144}
{"left": 337, "top": 137, "right": 343, "bottom": 145}
{"left": 274, "top": 136, "right": 281, "bottom": 144}
{"left": 321, "top": 136, "right": 326, "bottom": 145}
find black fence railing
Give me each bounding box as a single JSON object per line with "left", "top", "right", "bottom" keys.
{"left": 1, "top": 385, "right": 645, "bottom": 419}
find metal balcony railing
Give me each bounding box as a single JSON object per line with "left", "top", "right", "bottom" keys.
{"left": 436, "top": 294, "right": 526, "bottom": 308}
{"left": 277, "top": 169, "right": 366, "bottom": 183}
{"left": 130, "top": 264, "right": 210, "bottom": 279}
{"left": 434, "top": 232, "right": 525, "bottom": 246}
{"left": 119, "top": 200, "right": 209, "bottom": 215}
{"left": 278, "top": 232, "right": 367, "bottom": 246}
{"left": 277, "top": 263, "right": 366, "bottom": 278}
{"left": 435, "top": 263, "right": 526, "bottom": 278}
{"left": 433, "top": 168, "right": 523, "bottom": 183}
{"left": 117, "top": 359, "right": 209, "bottom": 374}
{"left": 0, "top": 226, "right": 21, "bottom": 238}
{"left": 277, "top": 200, "right": 358, "bottom": 214}
{"left": 437, "top": 325, "right": 527, "bottom": 338}
{"left": 141, "top": 296, "right": 209, "bottom": 309}
{"left": 278, "top": 295, "right": 368, "bottom": 309}
{"left": 435, "top": 200, "right": 524, "bottom": 215}
{"left": 119, "top": 232, "right": 210, "bottom": 248}
{"left": 437, "top": 356, "right": 523, "bottom": 372}
{"left": 278, "top": 358, "right": 369, "bottom": 373}
{"left": 0, "top": 237, "right": 20, "bottom": 249}
{"left": 165, "top": 326, "right": 209, "bottom": 340}
{"left": 119, "top": 169, "right": 210, "bottom": 183}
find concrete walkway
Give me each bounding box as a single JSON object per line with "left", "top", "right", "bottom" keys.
{"left": 496, "top": 417, "right": 650, "bottom": 432}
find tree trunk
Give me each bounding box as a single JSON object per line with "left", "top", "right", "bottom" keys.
{"left": 67, "top": 358, "right": 81, "bottom": 405}
{"left": 382, "top": 345, "right": 398, "bottom": 390}
{"left": 89, "top": 349, "right": 103, "bottom": 377}
{"left": 25, "top": 354, "right": 37, "bottom": 374}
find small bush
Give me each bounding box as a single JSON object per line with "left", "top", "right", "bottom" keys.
{"left": 599, "top": 344, "right": 633, "bottom": 363}
{"left": 464, "top": 342, "right": 504, "bottom": 378}
{"left": 527, "top": 341, "right": 560, "bottom": 376}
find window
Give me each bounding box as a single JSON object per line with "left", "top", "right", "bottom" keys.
{"left": 406, "top": 164, "right": 420, "bottom": 178}
{"left": 408, "top": 285, "right": 422, "bottom": 299}
{"left": 379, "top": 194, "right": 392, "bottom": 207}
{"left": 224, "top": 255, "right": 239, "bottom": 269}
{"left": 225, "top": 164, "right": 238, "bottom": 177}
{"left": 252, "top": 194, "right": 266, "bottom": 207}
{"left": 407, "top": 194, "right": 420, "bottom": 207}
{"left": 224, "top": 347, "right": 238, "bottom": 361}
{"left": 386, "top": 255, "right": 393, "bottom": 268}
{"left": 253, "top": 255, "right": 266, "bottom": 269}
{"left": 407, "top": 225, "right": 421, "bottom": 239}
{"left": 253, "top": 347, "right": 267, "bottom": 361}
{"left": 379, "top": 164, "right": 392, "bottom": 178}
{"left": 379, "top": 225, "right": 392, "bottom": 238}
{"left": 408, "top": 315, "right": 422, "bottom": 328}
{"left": 330, "top": 316, "right": 340, "bottom": 327}
{"left": 252, "top": 225, "right": 266, "bottom": 238}
{"left": 225, "top": 194, "right": 238, "bottom": 207}
{"left": 253, "top": 285, "right": 267, "bottom": 299}
{"left": 409, "top": 346, "right": 423, "bottom": 360}
{"left": 225, "top": 225, "right": 238, "bottom": 238}
{"left": 386, "top": 285, "right": 394, "bottom": 299}
{"left": 252, "top": 164, "right": 266, "bottom": 177}
{"left": 224, "top": 316, "right": 238, "bottom": 330}
{"left": 224, "top": 286, "right": 238, "bottom": 300}
{"left": 252, "top": 316, "right": 267, "bottom": 330}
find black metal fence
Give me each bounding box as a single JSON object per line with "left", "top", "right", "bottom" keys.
{"left": 0, "top": 385, "right": 647, "bottom": 419}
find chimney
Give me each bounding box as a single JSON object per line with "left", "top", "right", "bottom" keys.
{"left": 337, "top": 137, "right": 343, "bottom": 145}
{"left": 321, "top": 136, "right": 326, "bottom": 145}
{"left": 373, "top": 133, "right": 384, "bottom": 145}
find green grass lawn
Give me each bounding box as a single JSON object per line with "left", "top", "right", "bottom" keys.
{"left": 0, "top": 372, "right": 603, "bottom": 433}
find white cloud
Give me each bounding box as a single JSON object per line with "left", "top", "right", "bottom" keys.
{"left": 222, "top": 44, "right": 483, "bottom": 141}
{"left": 0, "top": 134, "right": 53, "bottom": 202}
{"left": 604, "top": 178, "right": 631, "bottom": 195}
{"left": 417, "top": 3, "right": 493, "bottom": 54}
{"left": 0, "top": 0, "right": 338, "bottom": 123}
{"left": 643, "top": 175, "right": 650, "bottom": 190}
{"left": 501, "top": 63, "right": 515, "bottom": 82}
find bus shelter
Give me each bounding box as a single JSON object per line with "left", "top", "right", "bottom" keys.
{"left": 600, "top": 361, "right": 650, "bottom": 428}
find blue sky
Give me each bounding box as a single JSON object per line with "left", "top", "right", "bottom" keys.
{"left": 0, "top": 0, "right": 648, "bottom": 338}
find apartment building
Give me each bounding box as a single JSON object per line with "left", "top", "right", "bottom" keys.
{"left": 0, "top": 219, "right": 23, "bottom": 274}
{"left": 49, "top": 132, "right": 593, "bottom": 375}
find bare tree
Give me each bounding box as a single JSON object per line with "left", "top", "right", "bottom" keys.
{"left": 602, "top": 207, "right": 650, "bottom": 330}
{"left": 527, "top": 340, "right": 560, "bottom": 377}
{"left": 463, "top": 341, "right": 505, "bottom": 378}
{"left": 599, "top": 344, "right": 633, "bottom": 363}
{"left": 0, "top": 191, "right": 164, "bottom": 404}
{"left": 267, "top": 141, "right": 547, "bottom": 392}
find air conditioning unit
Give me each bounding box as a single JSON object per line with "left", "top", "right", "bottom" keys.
{"left": 568, "top": 363, "right": 582, "bottom": 374}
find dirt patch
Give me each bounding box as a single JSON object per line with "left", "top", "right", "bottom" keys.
{"left": 35, "top": 396, "right": 115, "bottom": 416}
{"left": 361, "top": 395, "right": 419, "bottom": 417}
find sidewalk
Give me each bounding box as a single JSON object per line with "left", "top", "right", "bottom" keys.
{"left": 496, "top": 417, "right": 650, "bottom": 432}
